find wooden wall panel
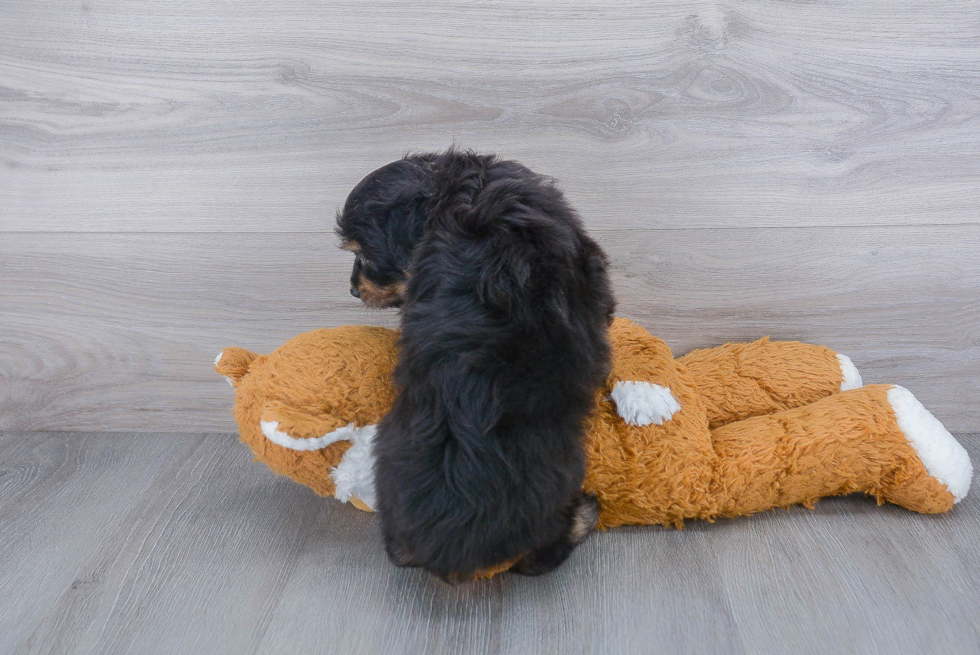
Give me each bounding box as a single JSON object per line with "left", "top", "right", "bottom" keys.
{"left": 0, "top": 0, "right": 976, "bottom": 431}
{"left": 2, "top": 1, "right": 979, "bottom": 231}
{"left": 1, "top": 227, "right": 976, "bottom": 431}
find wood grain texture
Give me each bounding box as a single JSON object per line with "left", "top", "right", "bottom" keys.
{"left": 2, "top": 431, "right": 979, "bottom": 654}
{"left": 2, "top": 1, "right": 979, "bottom": 231}
{"left": 1, "top": 0, "right": 977, "bottom": 430}
{"left": 0, "top": 433, "right": 181, "bottom": 650}
{"left": 3, "top": 1, "right": 978, "bottom": 651}
{"left": 2, "top": 227, "right": 977, "bottom": 432}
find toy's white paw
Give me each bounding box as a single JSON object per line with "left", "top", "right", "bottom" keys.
{"left": 330, "top": 425, "right": 377, "bottom": 510}
{"left": 888, "top": 386, "right": 972, "bottom": 503}
{"left": 837, "top": 354, "right": 863, "bottom": 391}
{"left": 611, "top": 381, "right": 681, "bottom": 427}
{"left": 259, "top": 420, "right": 379, "bottom": 510}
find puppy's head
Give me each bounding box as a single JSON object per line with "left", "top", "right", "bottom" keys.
{"left": 336, "top": 156, "right": 434, "bottom": 308}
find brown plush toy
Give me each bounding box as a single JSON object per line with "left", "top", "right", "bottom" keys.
{"left": 216, "top": 319, "right": 972, "bottom": 536}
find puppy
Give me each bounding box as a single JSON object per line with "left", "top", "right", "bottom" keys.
{"left": 336, "top": 149, "right": 615, "bottom": 579}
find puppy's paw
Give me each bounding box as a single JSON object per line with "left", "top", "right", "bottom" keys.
{"left": 511, "top": 540, "right": 576, "bottom": 577}
{"left": 511, "top": 494, "right": 599, "bottom": 576}
{"left": 384, "top": 536, "right": 421, "bottom": 569}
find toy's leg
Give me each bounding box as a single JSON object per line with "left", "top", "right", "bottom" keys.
{"left": 678, "top": 338, "right": 863, "bottom": 429}
{"left": 708, "top": 385, "right": 971, "bottom": 518}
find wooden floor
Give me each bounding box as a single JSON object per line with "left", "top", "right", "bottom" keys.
{"left": 3, "top": 431, "right": 979, "bottom": 655}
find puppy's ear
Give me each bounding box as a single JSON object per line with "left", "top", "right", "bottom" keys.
{"left": 382, "top": 187, "right": 431, "bottom": 271}
{"left": 384, "top": 196, "right": 427, "bottom": 246}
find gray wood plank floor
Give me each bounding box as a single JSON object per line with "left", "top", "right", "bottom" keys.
{"left": 3, "top": 431, "right": 979, "bottom": 655}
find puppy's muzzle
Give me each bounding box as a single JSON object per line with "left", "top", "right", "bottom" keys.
{"left": 355, "top": 279, "right": 407, "bottom": 308}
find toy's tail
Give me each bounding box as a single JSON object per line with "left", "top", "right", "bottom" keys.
{"left": 214, "top": 347, "right": 258, "bottom": 386}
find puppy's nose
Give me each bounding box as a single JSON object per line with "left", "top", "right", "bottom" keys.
{"left": 350, "top": 286, "right": 360, "bottom": 298}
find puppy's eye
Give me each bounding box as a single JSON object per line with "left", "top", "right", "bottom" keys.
{"left": 356, "top": 254, "right": 377, "bottom": 275}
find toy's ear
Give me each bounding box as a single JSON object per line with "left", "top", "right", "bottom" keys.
{"left": 214, "top": 347, "right": 258, "bottom": 386}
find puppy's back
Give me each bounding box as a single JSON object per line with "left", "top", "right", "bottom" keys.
{"left": 374, "top": 152, "right": 614, "bottom": 578}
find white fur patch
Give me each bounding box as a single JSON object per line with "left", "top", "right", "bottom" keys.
{"left": 259, "top": 420, "right": 378, "bottom": 510}
{"left": 330, "top": 425, "right": 377, "bottom": 510}
{"left": 887, "top": 386, "right": 972, "bottom": 503}
{"left": 224, "top": 376, "right": 235, "bottom": 387}
{"left": 837, "top": 354, "right": 863, "bottom": 391}
{"left": 611, "top": 381, "right": 681, "bottom": 427}
{"left": 261, "top": 420, "right": 364, "bottom": 452}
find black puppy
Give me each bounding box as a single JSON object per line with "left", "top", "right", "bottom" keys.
{"left": 336, "top": 149, "right": 615, "bottom": 579}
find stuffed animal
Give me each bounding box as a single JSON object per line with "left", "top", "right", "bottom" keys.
{"left": 215, "top": 319, "right": 972, "bottom": 531}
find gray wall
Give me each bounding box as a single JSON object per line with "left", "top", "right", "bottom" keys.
{"left": 2, "top": 1, "right": 978, "bottom": 431}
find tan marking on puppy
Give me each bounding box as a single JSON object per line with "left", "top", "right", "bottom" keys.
{"left": 472, "top": 557, "right": 522, "bottom": 580}
{"left": 342, "top": 241, "right": 362, "bottom": 253}
{"left": 569, "top": 493, "right": 600, "bottom": 544}
{"left": 357, "top": 278, "right": 407, "bottom": 308}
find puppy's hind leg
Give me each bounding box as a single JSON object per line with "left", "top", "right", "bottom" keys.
{"left": 512, "top": 493, "right": 600, "bottom": 576}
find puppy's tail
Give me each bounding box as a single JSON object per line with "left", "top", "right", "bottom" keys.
{"left": 214, "top": 347, "right": 259, "bottom": 387}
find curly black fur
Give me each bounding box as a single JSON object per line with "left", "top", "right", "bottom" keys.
{"left": 336, "top": 149, "right": 615, "bottom": 580}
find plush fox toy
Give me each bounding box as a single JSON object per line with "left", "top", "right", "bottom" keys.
{"left": 216, "top": 319, "right": 972, "bottom": 531}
